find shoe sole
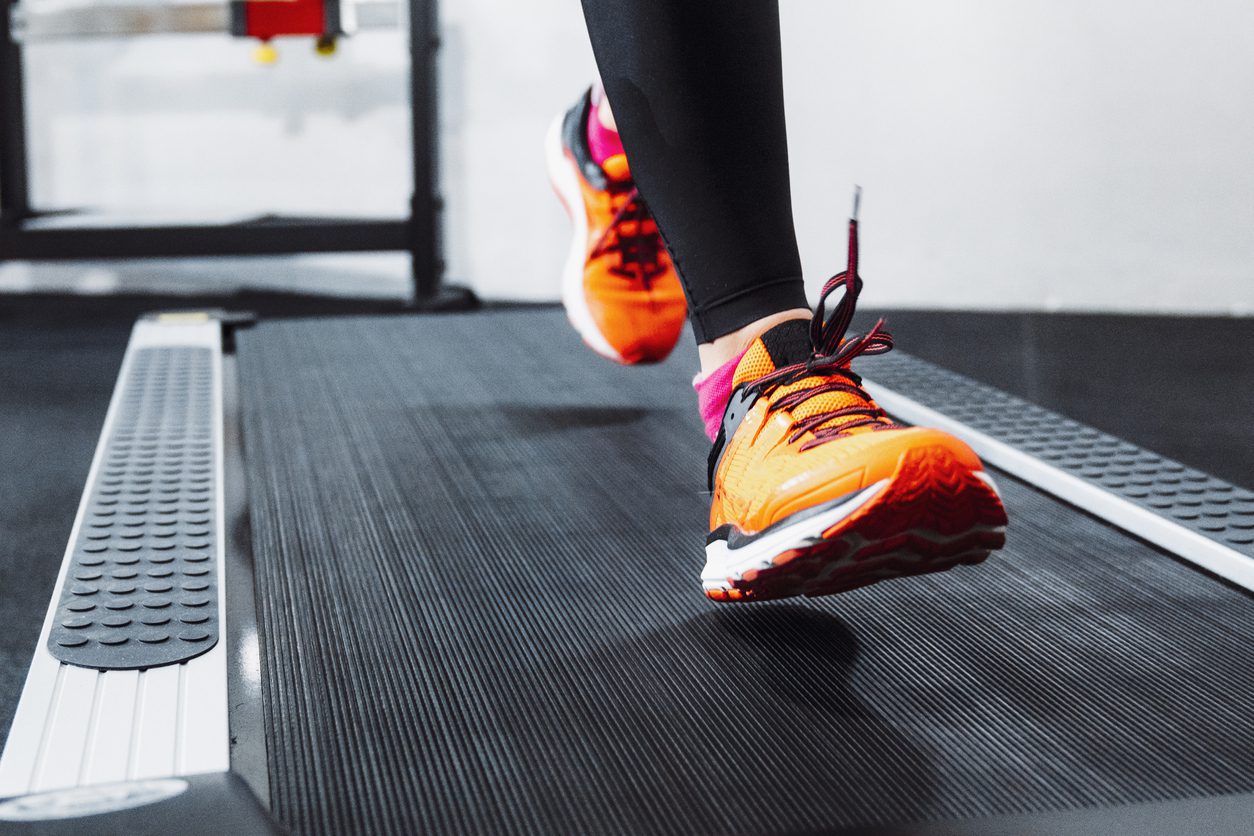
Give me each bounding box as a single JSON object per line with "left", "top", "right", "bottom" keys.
{"left": 702, "top": 444, "right": 1009, "bottom": 602}
{"left": 543, "top": 115, "right": 626, "bottom": 364}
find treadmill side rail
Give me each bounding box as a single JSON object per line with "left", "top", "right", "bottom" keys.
{"left": 0, "top": 319, "right": 230, "bottom": 797}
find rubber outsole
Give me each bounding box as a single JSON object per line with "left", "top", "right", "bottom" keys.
{"left": 703, "top": 444, "right": 1009, "bottom": 602}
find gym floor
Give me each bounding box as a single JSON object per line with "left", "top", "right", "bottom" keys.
{"left": 1, "top": 290, "right": 1251, "bottom": 744}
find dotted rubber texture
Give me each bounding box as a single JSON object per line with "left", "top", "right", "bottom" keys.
{"left": 46, "top": 347, "right": 219, "bottom": 670}
{"left": 865, "top": 352, "right": 1254, "bottom": 554}
{"left": 239, "top": 311, "right": 1254, "bottom": 835}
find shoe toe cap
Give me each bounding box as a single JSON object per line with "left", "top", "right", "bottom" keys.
{"left": 587, "top": 291, "right": 687, "bottom": 365}
{"left": 758, "top": 426, "right": 985, "bottom": 526}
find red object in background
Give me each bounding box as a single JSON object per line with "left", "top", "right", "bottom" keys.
{"left": 242, "top": 0, "right": 330, "bottom": 39}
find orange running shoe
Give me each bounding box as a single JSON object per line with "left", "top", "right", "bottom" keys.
{"left": 703, "top": 207, "right": 1008, "bottom": 602}
{"left": 546, "top": 90, "right": 687, "bottom": 364}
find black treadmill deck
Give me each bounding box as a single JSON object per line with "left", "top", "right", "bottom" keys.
{"left": 237, "top": 311, "right": 1254, "bottom": 835}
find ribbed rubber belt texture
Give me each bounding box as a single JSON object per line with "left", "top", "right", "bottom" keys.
{"left": 237, "top": 311, "right": 1254, "bottom": 836}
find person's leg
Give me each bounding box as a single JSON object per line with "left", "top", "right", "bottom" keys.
{"left": 585, "top": 85, "right": 623, "bottom": 162}
{"left": 576, "top": 0, "right": 1008, "bottom": 603}
{"left": 579, "top": 0, "right": 810, "bottom": 376}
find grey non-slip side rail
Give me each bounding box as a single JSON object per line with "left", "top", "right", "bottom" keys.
{"left": 864, "top": 352, "right": 1254, "bottom": 589}
{"left": 0, "top": 317, "right": 230, "bottom": 799}
{"left": 46, "top": 346, "right": 220, "bottom": 669}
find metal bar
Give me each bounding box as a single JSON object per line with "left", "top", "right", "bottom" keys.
{"left": 220, "top": 349, "right": 271, "bottom": 809}
{"left": 14, "top": 3, "right": 230, "bottom": 39}
{"left": 0, "top": 218, "right": 411, "bottom": 260}
{"left": 11, "top": 0, "right": 398, "bottom": 40}
{"left": 408, "top": 0, "right": 440, "bottom": 303}
{"left": 0, "top": 0, "right": 32, "bottom": 225}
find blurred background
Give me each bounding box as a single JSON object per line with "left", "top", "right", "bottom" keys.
{"left": 4, "top": 0, "right": 1252, "bottom": 310}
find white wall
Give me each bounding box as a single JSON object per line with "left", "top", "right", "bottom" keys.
{"left": 782, "top": 1, "right": 1254, "bottom": 314}
{"left": 437, "top": 0, "right": 595, "bottom": 304}
{"left": 18, "top": 0, "right": 1254, "bottom": 312}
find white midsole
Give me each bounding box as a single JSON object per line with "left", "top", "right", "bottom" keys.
{"left": 701, "top": 481, "right": 889, "bottom": 588}
{"left": 544, "top": 115, "right": 622, "bottom": 362}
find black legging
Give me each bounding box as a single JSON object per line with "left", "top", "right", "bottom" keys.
{"left": 580, "top": 0, "right": 809, "bottom": 343}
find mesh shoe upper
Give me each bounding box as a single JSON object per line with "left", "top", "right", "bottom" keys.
{"left": 708, "top": 213, "right": 985, "bottom": 534}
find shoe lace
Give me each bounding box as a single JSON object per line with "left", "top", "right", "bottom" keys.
{"left": 590, "top": 184, "right": 664, "bottom": 288}
{"left": 743, "top": 190, "right": 898, "bottom": 451}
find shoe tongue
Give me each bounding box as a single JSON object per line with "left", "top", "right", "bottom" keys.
{"left": 601, "top": 153, "right": 632, "bottom": 182}
{"left": 732, "top": 319, "right": 812, "bottom": 388}
{"left": 732, "top": 317, "right": 887, "bottom": 438}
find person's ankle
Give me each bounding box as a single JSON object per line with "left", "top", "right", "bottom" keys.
{"left": 697, "top": 309, "right": 811, "bottom": 377}
{"left": 586, "top": 85, "right": 624, "bottom": 167}
{"left": 594, "top": 90, "right": 618, "bottom": 133}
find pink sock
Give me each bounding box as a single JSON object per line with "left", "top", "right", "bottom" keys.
{"left": 693, "top": 349, "right": 747, "bottom": 441}
{"left": 586, "top": 85, "right": 625, "bottom": 167}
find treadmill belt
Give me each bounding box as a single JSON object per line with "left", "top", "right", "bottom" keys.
{"left": 237, "top": 310, "right": 1254, "bottom": 835}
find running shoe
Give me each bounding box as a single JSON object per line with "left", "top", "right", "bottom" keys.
{"left": 703, "top": 208, "right": 1008, "bottom": 601}
{"left": 546, "top": 90, "right": 687, "bottom": 364}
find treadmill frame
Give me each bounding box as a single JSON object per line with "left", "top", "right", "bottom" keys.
{"left": 0, "top": 0, "right": 445, "bottom": 304}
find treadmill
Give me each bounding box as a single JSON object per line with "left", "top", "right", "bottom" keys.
{"left": 2, "top": 308, "right": 1253, "bottom": 834}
